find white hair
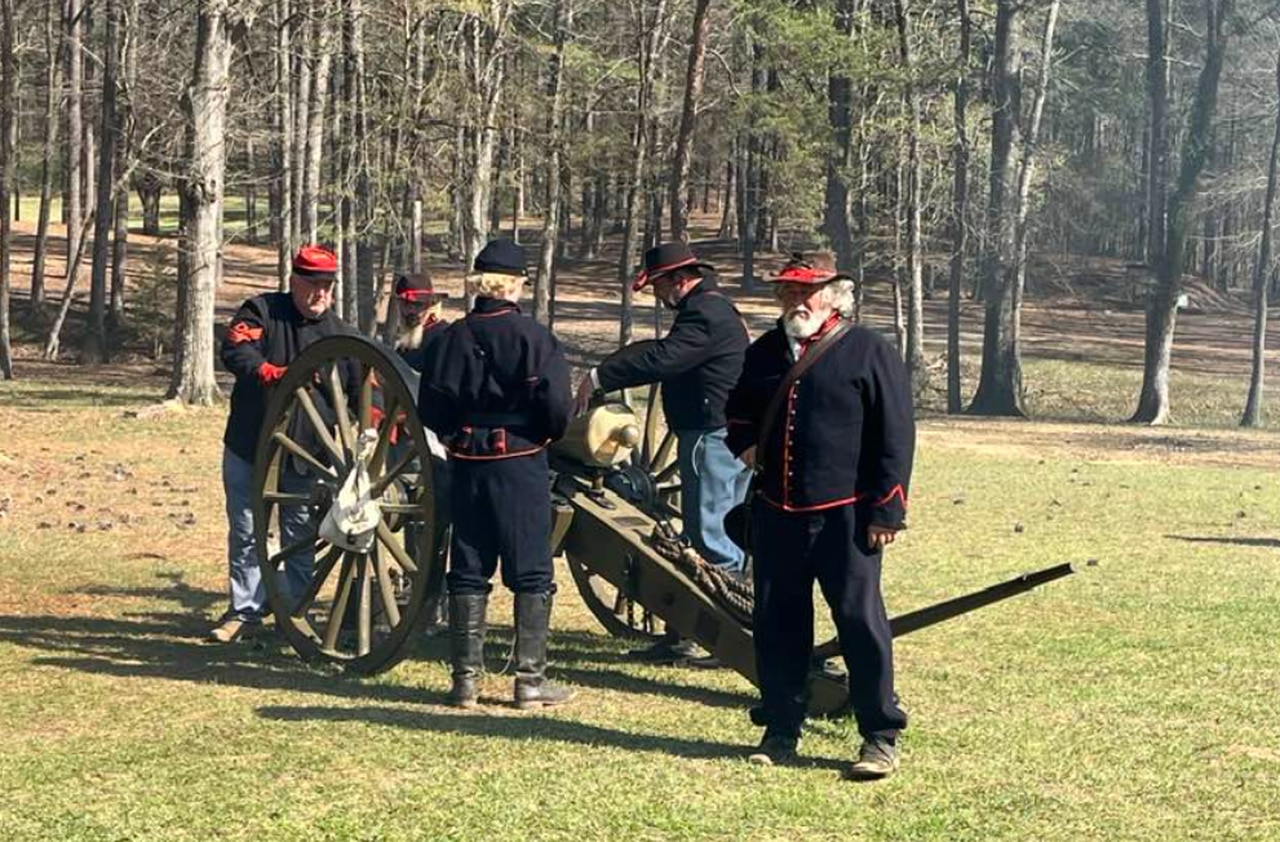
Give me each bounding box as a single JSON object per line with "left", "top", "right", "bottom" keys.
{"left": 471, "top": 271, "right": 523, "bottom": 301}
{"left": 825, "top": 279, "right": 855, "bottom": 319}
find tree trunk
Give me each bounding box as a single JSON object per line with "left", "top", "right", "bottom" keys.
{"left": 893, "top": 0, "right": 926, "bottom": 387}
{"left": 1241, "top": 50, "right": 1280, "bottom": 427}
{"left": 1145, "top": 0, "right": 1169, "bottom": 264}
{"left": 290, "top": 1, "right": 310, "bottom": 247}
{"left": 65, "top": 0, "right": 85, "bottom": 324}
{"left": 303, "top": 6, "right": 333, "bottom": 245}
{"left": 86, "top": 0, "right": 121, "bottom": 363}
{"left": 109, "top": 0, "right": 137, "bottom": 330}
{"left": 967, "top": 0, "right": 1024, "bottom": 416}
{"left": 947, "top": 0, "right": 971, "bottom": 413}
{"left": 42, "top": 210, "right": 95, "bottom": 360}
{"left": 1010, "top": 0, "right": 1060, "bottom": 376}
{"left": 1132, "top": 0, "right": 1233, "bottom": 424}
{"left": 459, "top": 1, "right": 513, "bottom": 269}
{"left": 823, "top": 0, "right": 856, "bottom": 275}
{"left": 353, "top": 1, "right": 375, "bottom": 335}
{"left": 0, "top": 0, "right": 14, "bottom": 379}
{"left": 534, "top": 0, "right": 569, "bottom": 326}
{"left": 667, "top": 0, "right": 712, "bottom": 243}
{"left": 618, "top": 0, "right": 668, "bottom": 346}
{"left": 275, "top": 0, "right": 292, "bottom": 290}
{"left": 31, "top": 0, "right": 62, "bottom": 309}
{"left": 170, "top": 0, "right": 243, "bottom": 406}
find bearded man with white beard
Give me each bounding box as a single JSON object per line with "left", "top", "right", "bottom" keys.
{"left": 724, "top": 254, "right": 915, "bottom": 779}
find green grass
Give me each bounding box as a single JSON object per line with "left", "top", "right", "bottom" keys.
{"left": 2, "top": 375, "right": 1280, "bottom": 841}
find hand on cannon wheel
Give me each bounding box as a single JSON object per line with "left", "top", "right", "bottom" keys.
{"left": 572, "top": 371, "right": 597, "bottom": 417}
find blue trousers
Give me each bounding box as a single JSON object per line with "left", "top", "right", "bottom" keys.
{"left": 675, "top": 427, "right": 751, "bottom": 574}
{"left": 222, "top": 448, "right": 315, "bottom": 622}
{"left": 447, "top": 450, "right": 554, "bottom": 596}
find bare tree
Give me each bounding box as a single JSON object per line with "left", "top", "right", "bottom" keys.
{"left": 668, "top": 0, "right": 712, "bottom": 243}
{"left": 31, "top": 0, "right": 62, "bottom": 309}
{"left": 893, "top": 0, "right": 926, "bottom": 385}
{"left": 947, "top": 0, "right": 972, "bottom": 413}
{"left": 0, "top": 0, "right": 14, "bottom": 379}
{"left": 1131, "top": 0, "right": 1234, "bottom": 424}
{"left": 618, "top": 0, "right": 669, "bottom": 345}
{"left": 968, "top": 0, "right": 1059, "bottom": 416}
{"left": 64, "top": 0, "right": 85, "bottom": 329}
{"left": 86, "top": 0, "right": 123, "bottom": 362}
{"left": 169, "top": 1, "right": 256, "bottom": 405}
{"left": 275, "top": 0, "right": 293, "bottom": 290}
{"left": 1241, "top": 47, "right": 1280, "bottom": 428}
{"left": 459, "top": 0, "right": 514, "bottom": 269}
{"left": 534, "top": 0, "right": 570, "bottom": 326}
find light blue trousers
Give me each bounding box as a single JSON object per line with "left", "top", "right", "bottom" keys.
{"left": 222, "top": 448, "right": 315, "bottom": 622}
{"left": 675, "top": 427, "right": 752, "bottom": 575}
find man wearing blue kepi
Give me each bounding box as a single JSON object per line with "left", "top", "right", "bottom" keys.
{"left": 573, "top": 242, "right": 751, "bottom": 665}
{"left": 419, "top": 239, "right": 575, "bottom": 710}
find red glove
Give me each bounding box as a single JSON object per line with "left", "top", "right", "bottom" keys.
{"left": 258, "top": 362, "right": 287, "bottom": 386}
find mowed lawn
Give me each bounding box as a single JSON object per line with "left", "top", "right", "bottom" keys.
{"left": 2, "top": 372, "right": 1280, "bottom": 841}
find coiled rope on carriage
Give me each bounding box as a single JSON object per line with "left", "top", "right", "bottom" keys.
{"left": 646, "top": 521, "right": 754, "bottom": 628}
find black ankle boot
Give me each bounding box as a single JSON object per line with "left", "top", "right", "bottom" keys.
{"left": 513, "top": 591, "right": 574, "bottom": 710}
{"left": 447, "top": 593, "right": 488, "bottom": 708}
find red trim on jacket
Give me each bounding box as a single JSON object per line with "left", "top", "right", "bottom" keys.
{"left": 760, "top": 492, "right": 862, "bottom": 513}
{"left": 873, "top": 485, "right": 907, "bottom": 508}
{"left": 228, "top": 322, "right": 264, "bottom": 344}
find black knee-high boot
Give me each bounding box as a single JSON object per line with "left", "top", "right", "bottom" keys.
{"left": 513, "top": 591, "right": 574, "bottom": 710}
{"left": 447, "top": 593, "right": 488, "bottom": 708}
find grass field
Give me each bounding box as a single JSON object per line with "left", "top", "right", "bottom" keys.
{"left": 3, "top": 368, "right": 1280, "bottom": 841}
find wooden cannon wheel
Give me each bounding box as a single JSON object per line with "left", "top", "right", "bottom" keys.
{"left": 251, "top": 334, "right": 441, "bottom": 674}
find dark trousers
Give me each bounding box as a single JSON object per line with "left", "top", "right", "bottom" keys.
{"left": 447, "top": 450, "right": 554, "bottom": 596}
{"left": 751, "top": 498, "right": 907, "bottom": 742}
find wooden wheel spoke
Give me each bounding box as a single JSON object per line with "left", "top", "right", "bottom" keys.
{"left": 268, "top": 528, "right": 321, "bottom": 569}
{"left": 359, "top": 367, "right": 376, "bottom": 430}
{"left": 375, "top": 520, "right": 418, "bottom": 574}
{"left": 292, "top": 545, "right": 343, "bottom": 618}
{"left": 322, "top": 554, "right": 357, "bottom": 653}
{"left": 653, "top": 460, "right": 680, "bottom": 485}
{"left": 358, "top": 554, "right": 373, "bottom": 656}
{"left": 293, "top": 386, "right": 347, "bottom": 468}
{"left": 263, "top": 491, "right": 312, "bottom": 507}
{"left": 368, "top": 398, "right": 400, "bottom": 476}
{"left": 373, "top": 545, "right": 403, "bottom": 628}
{"left": 651, "top": 429, "right": 676, "bottom": 474}
{"left": 326, "top": 364, "right": 357, "bottom": 452}
{"left": 271, "top": 431, "right": 338, "bottom": 479}
{"left": 656, "top": 482, "right": 681, "bottom": 497}
{"left": 378, "top": 502, "right": 427, "bottom": 517}
{"left": 369, "top": 449, "right": 417, "bottom": 499}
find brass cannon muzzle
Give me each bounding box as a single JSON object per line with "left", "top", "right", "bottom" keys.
{"left": 552, "top": 403, "right": 641, "bottom": 468}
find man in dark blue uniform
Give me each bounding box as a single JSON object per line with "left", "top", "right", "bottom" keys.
{"left": 418, "top": 240, "right": 574, "bottom": 709}
{"left": 211, "top": 245, "right": 346, "bottom": 644}
{"left": 574, "top": 242, "right": 751, "bottom": 665}
{"left": 725, "top": 255, "right": 915, "bottom": 779}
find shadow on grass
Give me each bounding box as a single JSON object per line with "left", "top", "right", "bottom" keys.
{"left": 253, "top": 703, "right": 846, "bottom": 771}
{"left": 0, "top": 576, "right": 754, "bottom": 714}
{"left": 1168, "top": 534, "right": 1280, "bottom": 548}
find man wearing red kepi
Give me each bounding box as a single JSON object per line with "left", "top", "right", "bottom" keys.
{"left": 724, "top": 253, "right": 914, "bottom": 779}
{"left": 209, "top": 244, "right": 349, "bottom": 644}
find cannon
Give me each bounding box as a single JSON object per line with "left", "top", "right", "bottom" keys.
{"left": 251, "top": 334, "right": 1077, "bottom": 714}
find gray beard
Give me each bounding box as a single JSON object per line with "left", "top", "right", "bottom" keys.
{"left": 783, "top": 310, "right": 820, "bottom": 339}
{"left": 394, "top": 323, "right": 425, "bottom": 351}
